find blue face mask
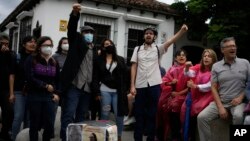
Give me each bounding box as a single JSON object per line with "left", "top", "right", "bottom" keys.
{"left": 84, "top": 33, "right": 93, "bottom": 43}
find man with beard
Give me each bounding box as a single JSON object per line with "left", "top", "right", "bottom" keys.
{"left": 130, "top": 24, "right": 188, "bottom": 141}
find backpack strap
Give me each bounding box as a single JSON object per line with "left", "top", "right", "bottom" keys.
{"left": 155, "top": 45, "right": 160, "bottom": 60}
{"left": 137, "top": 44, "right": 160, "bottom": 60}
{"left": 136, "top": 44, "right": 161, "bottom": 70}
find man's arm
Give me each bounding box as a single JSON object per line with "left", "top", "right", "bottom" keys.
{"left": 130, "top": 63, "right": 137, "bottom": 96}
{"left": 9, "top": 74, "right": 15, "bottom": 103}
{"left": 67, "top": 3, "right": 81, "bottom": 43}
{"left": 162, "top": 24, "right": 188, "bottom": 50}
{"left": 211, "top": 82, "right": 228, "bottom": 119}
{"left": 9, "top": 52, "right": 16, "bottom": 103}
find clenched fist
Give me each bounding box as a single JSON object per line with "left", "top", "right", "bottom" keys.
{"left": 72, "top": 3, "right": 81, "bottom": 14}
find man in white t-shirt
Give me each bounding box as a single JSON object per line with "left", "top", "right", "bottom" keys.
{"left": 130, "top": 24, "right": 188, "bottom": 141}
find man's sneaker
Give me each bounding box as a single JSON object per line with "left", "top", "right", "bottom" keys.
{"left": 123, "top": 117, "right": 135, "bottom": 125}
{"left": 123, "top": 116, "right": 129, "bottom": 122}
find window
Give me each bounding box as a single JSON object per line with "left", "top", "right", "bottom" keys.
{"left": 12, "top": 30, "right": 18, "bottom": 52}
{"left": 84, "top": 22, "right": 111, "bottom": 48}
{"left": 125, "top": 22, "right": 156, "bottom": 65}
{"left": 19, "top": 17, "right": 32, "bottom": 52}
{"left": 81, "top": 14, "right": 115, "bottom": 49}
{"left": 126, "top": 29, "right": 144, "bottom": 65}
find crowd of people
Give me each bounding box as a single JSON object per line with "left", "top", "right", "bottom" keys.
{"left": 1, "top": 3, "right": 250, "bottom": 141}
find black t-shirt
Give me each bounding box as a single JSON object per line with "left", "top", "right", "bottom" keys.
{"left": 0, "top": 51, "right": 15, "bottom": 91}
{"left": 14, "top": 52, "right": 31, "bottom": 91}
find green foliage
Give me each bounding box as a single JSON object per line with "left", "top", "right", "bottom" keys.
{"left": 171, "top": 0, "right": 250, "bottom": 60}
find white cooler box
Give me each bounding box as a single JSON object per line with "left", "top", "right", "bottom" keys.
{"left": 66, "top": 120, "right": 117, "bottom": 141}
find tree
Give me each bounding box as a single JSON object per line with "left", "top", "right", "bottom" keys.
{"left": 171, "top": 0, "right": 250, "bottom": 60}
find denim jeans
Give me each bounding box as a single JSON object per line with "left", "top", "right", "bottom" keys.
{"left": 134, "top": 85, "right": 161, "bottom": 141}
{"left": 11, "top": 91, "right": 29, "bottom": 140}
{"left": 100, "top": 91, "right": 124, "bottom": 136}
{"left": 60, "top": 86, "right": 91, "bottom": 141}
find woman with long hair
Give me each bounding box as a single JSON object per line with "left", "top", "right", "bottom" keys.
{"left": 11, "top": 36, "right": 36, "bottom": 140}
{"left": 92, "top": 39, "right": 129, "bottom": 141}
{"left": 181, "top": 49, "right": 218, "bottom": 141}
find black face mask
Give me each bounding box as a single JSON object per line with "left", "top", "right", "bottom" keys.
{"left": 103, "top": 45, "right": 115, "bottom": 54}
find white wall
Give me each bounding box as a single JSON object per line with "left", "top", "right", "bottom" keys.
{"left": 10, "top": 0, "right": 176, "bottom": 70}
{"left": 32, "top": 0, "right": 74, "bottom": 53}
{"left": 77, "top": 0, "right": 175, "bottom": 69}
{"left": 157, "top": 15, "right": 175, "bottom": 70}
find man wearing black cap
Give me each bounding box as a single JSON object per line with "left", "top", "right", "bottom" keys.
{"left": 60, "top": 3, "right": 98, "bottom": 141}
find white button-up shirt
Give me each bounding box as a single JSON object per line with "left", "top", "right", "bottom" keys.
{"left": 130, "top": 43, "right": 167, "bottom": 88}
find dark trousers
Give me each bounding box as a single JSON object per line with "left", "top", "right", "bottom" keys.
{"left": 0, "top": 90, "right": 13, "bottom": 141}
{"left": 170, "top": 112, "right": 181, "bottom": 141}
{"left": 60, "top": 86, "right": 91, "bottom": 141}
{"left": 89, "top": 95, "right": 101, "bottom": 120}
{"left": 134, "top": 85, "right": 161, "bottom": 141}
{"left": 189, "top": 117, "right": 197, "bottom": 141}
{"left": 28, "top": 100, "right": 55, "bottom": 141}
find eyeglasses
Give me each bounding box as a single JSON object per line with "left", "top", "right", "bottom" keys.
{"left": 41, "top": 44, "right": 53, "bottom": 47}
{"left": 223, "top": 44, "right": 237, "bottom": 48}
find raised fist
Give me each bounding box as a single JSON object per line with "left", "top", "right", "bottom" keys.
{"left": 181, "top": 24, "right": 188, "bottom": 32}
{"left": 73, "top": 3, "right": 81, "bottom": 14}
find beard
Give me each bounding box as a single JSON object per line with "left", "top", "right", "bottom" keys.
{"left": 144, "top": 38, "right": 154, "bottom": 45}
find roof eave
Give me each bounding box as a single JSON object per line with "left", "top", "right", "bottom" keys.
{"left": 0, "top": 0, "right": 40, "bottom": 32}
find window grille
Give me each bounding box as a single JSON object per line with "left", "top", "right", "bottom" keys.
{"left": 19, "top": 17, "right": 32, "bottom": 52}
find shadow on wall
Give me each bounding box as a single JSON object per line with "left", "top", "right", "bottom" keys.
{"left": 181, "top": 46, "right": 204, "bottom": 64}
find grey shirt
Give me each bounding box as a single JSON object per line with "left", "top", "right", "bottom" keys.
{"left": 211, "top": 57, "right": 250, "bottom": 104}
{"left": 52, "top": 53, "right": 67, "bottom": 71}
{"left": 72, "top": 48, "right": 93, "bottom": 93}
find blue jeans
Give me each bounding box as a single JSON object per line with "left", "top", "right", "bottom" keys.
{"left": 134, "top": 85, "right": 161, "bottom": 141}
{"left": 100, "top": 91, "right": 124, "bottom": 136}
{"left": 60, "top": 86, "right": 91, "bottom": 141}
{"left": 11, "top": 91, "right": 29, "bottom": 140}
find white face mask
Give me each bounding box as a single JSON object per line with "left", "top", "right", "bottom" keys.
{"left": 41, "top": 46, "right": 52, "bottom": 55}
{"left": 61, "top": 44, "right": 69, "bottom": 51}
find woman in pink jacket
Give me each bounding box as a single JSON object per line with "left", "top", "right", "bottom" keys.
{"left": 157, "top": 49, "right": 189, "bottom": 141}
{"left": 181, "top": 49, "right": 217, "bottom": 141}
